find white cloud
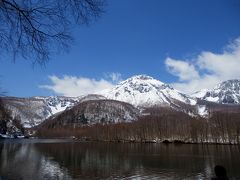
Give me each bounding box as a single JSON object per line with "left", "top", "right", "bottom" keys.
{"left": 165, "top": 57, "right": 199, "bottom": 81}
{"left": 165, "top": 38, "right": 240, "bottom": 94}
{"left": 40, "top": 75, "right": 116, "bottom": 97}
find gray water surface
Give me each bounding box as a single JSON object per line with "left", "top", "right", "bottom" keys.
{"left": 0, "top": 139, "right": 239, "bottom": 180}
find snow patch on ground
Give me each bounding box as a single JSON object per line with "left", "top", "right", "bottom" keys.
{"left": 197, "top": 105, "right": 208, "bottom": 117}
{"left": 205, "top": 96, "right": 219, "bottom": 102}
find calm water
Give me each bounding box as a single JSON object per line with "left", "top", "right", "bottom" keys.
{"left": 0, "top": 139, "right": 240, "bottom": 180}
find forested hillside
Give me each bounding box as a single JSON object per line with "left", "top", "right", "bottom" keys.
{"left": 37, "top": 107, "right": 240, "bottom": 144}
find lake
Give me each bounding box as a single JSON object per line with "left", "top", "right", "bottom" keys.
{"left": 0, "top": 139, "right": 239, "bottom": 180}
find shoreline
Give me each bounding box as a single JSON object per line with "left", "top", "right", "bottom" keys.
{"left": 1, "top": 137, "right": 239, "bottom": 146}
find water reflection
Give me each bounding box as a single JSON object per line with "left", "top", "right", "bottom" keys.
{"left": 0, "top": 140, "right": 240, "bottom": 180}
{"left": 0, "top": 141, "right": 71, "bottom": 179}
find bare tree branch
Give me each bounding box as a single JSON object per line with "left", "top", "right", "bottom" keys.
{"left": 0, "top": 0, "right": 105, "bottom": 65}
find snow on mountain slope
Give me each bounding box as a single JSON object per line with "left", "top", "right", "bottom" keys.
{"left": 192, "top": 79, "right": 240, "bottom": 104}
{"left": 191, "top": 89, "right": 208, "bottom": 99}
{"left": 2, "top": 94, "right": 108, "bottom": 128}
{"left": 2, "top": 96, "right": 80, "bottom": 127}
{"left": 101, "top": 75, "right": 196, "bottom": 107}
{"left": 196, "top": 105, "right": 208, "bottom": 117}
{"left": 35, "top": 96, "right": 81, "bottom": 115}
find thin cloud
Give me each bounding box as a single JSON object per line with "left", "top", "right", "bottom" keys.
{"left": 104, "top": 72, "right": 122, "bottom": 83}
{"left": 165, "top": 38, "right": 240, "bottom": 94}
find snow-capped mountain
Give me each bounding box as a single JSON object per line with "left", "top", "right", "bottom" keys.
{"left": 2, "top": 94, "right": 109, "bottom": 128}
{"left": 101, "top": 75, "right": 196, "bottom": 107}
{"left": 3, "top": 76, "right": 240, "bottom": 129}
{"left": 2, "top": 96, "right": 81, "bottom": 127}
{"left": 192, "top": 79, "right": 240, "bottom": 104}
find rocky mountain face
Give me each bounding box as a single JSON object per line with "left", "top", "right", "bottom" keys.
{"left": 1, "top": 94, "right": 111, "bottom": 128}
{"left": 190, "top": 80, "right": 240, "bottom": 117}
{"left": 1, "top": 96, "right": 80, "bottom": 128}
{"left": 0, "top": 99, "right": 24, "bottom": 137}
{"left": 192, "top": 80, "right": 240, "bottom": 104}
{"left": 38, "top": 99, "right": 139, "bottom": 129}
{"left": 101, "top": 75, "right": 196, "bottom": 107}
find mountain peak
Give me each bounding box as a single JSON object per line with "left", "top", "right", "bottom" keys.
{"left": 193, "top": 79, "right": 240, "bottom": 104}
{"left": 102, "top": 74, "right": 195, "bottom": 107}
{"left": 216, "top": 79, "right": 240, "bottom": 90}
{"left": 119, "top": 75, "right": 165, "bottom": 87}
{"left": 130, "top": 74, "right": 155, "bottom": 80}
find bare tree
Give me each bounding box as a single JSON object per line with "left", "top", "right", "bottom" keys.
{"left": 0, "top": 0, "right": 105, "bottom": 64}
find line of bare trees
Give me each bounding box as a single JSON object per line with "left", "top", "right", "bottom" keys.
{"left": 36, "top": 110, "right": 240, "bottom": 144}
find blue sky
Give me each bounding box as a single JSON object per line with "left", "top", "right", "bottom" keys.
{"left": 1, "top": 0, "right": 240, "bottom": 97}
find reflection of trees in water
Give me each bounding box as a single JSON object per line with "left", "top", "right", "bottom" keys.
{"left": 34, "top": 142, "right": 240, "bottom": 179}
{"left": 206, "top": 145, "right": 240, "bottom": 178}
{"left": 0, "top": 143, "right": 23, "bottom": 168}
{"left": 35, "top": 142, "right": 139, "bottom": 179}
{"left": 0, "top": 141, "right": 240, "bottom": 179}
{"left": 0, "top": 141, "right": 72, "bottom": 180}
{"left": 0, "top": 143, "right": 37, "bottom": 179}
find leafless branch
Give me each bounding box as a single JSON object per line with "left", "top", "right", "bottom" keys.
{"left": 0, "top": 0, "right": 105, "bottom": 65}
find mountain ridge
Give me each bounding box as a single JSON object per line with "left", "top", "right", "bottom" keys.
{"left": 192, "top": 79, "right": 240, "bottom": 104}
{"left": 2, "top": 75, "right": 240, "bottom": 128}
